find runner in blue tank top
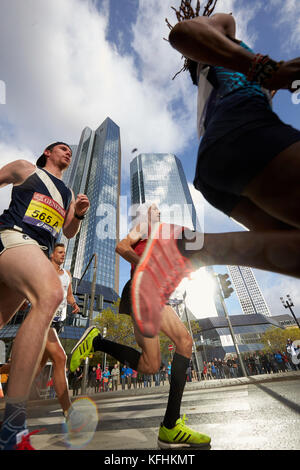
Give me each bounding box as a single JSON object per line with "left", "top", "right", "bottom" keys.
{"left": 129, "top": 2, "right": 300, "bottom": 408}
{"left": 0, "top": 142, "right": 90, "bottom": 450}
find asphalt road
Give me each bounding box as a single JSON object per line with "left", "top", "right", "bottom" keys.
{"left": 10, "top": 372, "right": 299, "bottom": 452}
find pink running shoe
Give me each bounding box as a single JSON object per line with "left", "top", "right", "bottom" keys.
{"left": 131, "top": 223, "right": 195, "bottom": 338}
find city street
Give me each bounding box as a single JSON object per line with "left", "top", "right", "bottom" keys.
{"left": 3, "top": 371, "right": 299, "bottom": 452}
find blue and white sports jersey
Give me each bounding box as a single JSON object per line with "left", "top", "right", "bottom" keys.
{"left": 0, "top": 167, "right": 72, "bottom": 255}
{"left": 197, "top": 41, "right": 272, "bottom": 138}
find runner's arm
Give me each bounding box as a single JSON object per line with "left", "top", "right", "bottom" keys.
{"left": 169, "top": 12, "right": 300, "bottom": 91}
{"left": 66, "top": 271, "right": 79, "bottom": 314}
{"left": 168, "top": 13, "right": 253, "bottom": 74}
{"left": 115, "top": 222, "right": 147, "bottom": 265}
{"left": 63, "top": 191, "right": 90, "bottom": 239}
{"left": 0, "top": 160, "right": 35, "bottom": 188}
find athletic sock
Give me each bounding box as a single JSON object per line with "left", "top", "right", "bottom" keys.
{"left": 162, "top": 352, "right": 190, "bottom": 430}
{"left": 0, "top": 399, "right": 27, "bottom": 450}
{"left": 93, "top": 335, "right": 142, "bottom": 371}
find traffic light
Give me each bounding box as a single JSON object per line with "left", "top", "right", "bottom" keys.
{"left": 96, "top": 294, "right": 104, "bottom": 312}
{"left": 218, "top": 273, "right": 234, "bottom": 299}
{"left": 76, "top": 293, "right": 89, "bottom": 317}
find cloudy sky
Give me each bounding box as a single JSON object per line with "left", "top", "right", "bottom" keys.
{"left": 0, "top": 0, "right": 299, "bottom": 319}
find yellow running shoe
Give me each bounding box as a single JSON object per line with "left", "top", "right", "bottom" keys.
{"left": 69, "top": 326, "right": 100, "bottom": 372}
{"left": 158, "top": 414, "right": 211, "bottom": 449}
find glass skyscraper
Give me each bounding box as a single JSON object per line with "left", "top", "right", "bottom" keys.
{"left": 130, "top": 153, "right": 206, "bottom": 308}
{"left": 130, "top": 153, "right": 201, "bottom": 231}
{"left": 228, "top": 266, "right": 271, "bottom": 317}
{"left": 62, "top": 117, "right": 121, "bottom": 293}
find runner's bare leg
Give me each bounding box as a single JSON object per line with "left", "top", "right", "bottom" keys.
{"left": 0, "top": 245, "right": 63, "bottom": 400}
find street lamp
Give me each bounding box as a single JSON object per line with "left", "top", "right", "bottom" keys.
{"left": 78, "top": 253, "right": 98, "bottom": 394}
{"left": 200, "top": 334, "right": 207, "bottom": 363}
{"left": 216, "top": 273, "right": 248, "bottom": 377}
{"left": 280, "top": 295, "right": 300, "bottom": 329}
{"left": 182, "top": 291, "right": 202, "bottom": 381}
{"left": 103, "top": 327, "right": 107, "bottom": 370}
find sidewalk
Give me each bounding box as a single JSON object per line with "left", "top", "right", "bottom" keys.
{"left": 1, "top": 370, "right": 299, "bottom": 410}
{"left": 88, "top": 369, "right": 300, "bottom": 400}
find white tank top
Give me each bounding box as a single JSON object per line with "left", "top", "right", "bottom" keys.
{"left": 53, "top": 268, "right": 70, "bottom": 322}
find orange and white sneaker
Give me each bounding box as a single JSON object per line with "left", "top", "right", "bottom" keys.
{"left": 1, "top": 429, "right": 42, "bottom": 450}
{"left": 131, "top": 223, "right": 195, "bottom": 338}
{"left": 14, "top": 430, "right": 41, "bottom": 450}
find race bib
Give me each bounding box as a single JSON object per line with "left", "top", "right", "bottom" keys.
{"left": 23, "top": 192, "right": 65, "bottom": 238}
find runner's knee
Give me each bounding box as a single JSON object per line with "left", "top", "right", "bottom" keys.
{"left": 52, "top": 347, "right": 67, "bottom": 367}
{"left": 175, "top": 331, "right": 193, "bottom": 358}
{"left": 143, "top": 362, "right": 160, "bottom": 375}
{"left": 30, "top": 280, "right": 64, "bottom": 317}
{"left": 141, "top": 353, "right": 161, "bottom": 374}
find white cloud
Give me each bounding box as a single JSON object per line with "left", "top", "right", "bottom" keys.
{"left": 264, "top": 0, "right": 300, "bottom": 53}
{"left": 253, "top": 269, "right": 300, "bottom": 318}
{"left": 0, "top": 0, "right": 264, "bottom": 184}
{"left": 0, "top": 141, "right": 35, "bottom": 214}
{"left": 0, "top": 0, "right": 260, "bottom": 224}
{"left": 0, "top": 0, "right": 193, "bottom": 169}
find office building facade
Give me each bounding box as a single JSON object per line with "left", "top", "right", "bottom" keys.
{"left": 196, "top": 314, "right": 283, "bottom": 360}
{"left": 228, "top": 266, "right": 271, "bottom": 317}
{"left": 63, "top": 117, "right": 121, "bottom": 294}
{"left": 130, "top": 153, "right": 201, "bottom": 231}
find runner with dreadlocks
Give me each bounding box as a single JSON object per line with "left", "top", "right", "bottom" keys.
{"left": 130, "top": 1, "right": 300, "bottom": 341}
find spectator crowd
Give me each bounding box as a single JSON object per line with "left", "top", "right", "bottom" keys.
{"left": 66, "top": 345, "right": 300, "bottom": 395}
{"left": 202, "top": 348, "right": 300, "bottom": 380}
{"left": 2, "top": 342, "right": 299, "bottom": 398}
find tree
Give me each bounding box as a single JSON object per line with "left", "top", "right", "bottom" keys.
{"left": 65, "top": 300, "right": 203, "bottom": 368}
{"left": 260, "top": 326, "right": 300, "bottom": 352}
{"left": 88, "top": 299, "right": 139, "bottom": 366}
{"left": 94, "top": 299, "right": 138, "bottom": 348}
{"left": 159, "top": 320, "right": 201, "bottom": 363}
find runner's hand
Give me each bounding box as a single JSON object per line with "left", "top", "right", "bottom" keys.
{"left": 71, "top": 303, "right": 80, "bottom": 314}
{"left": 264, "top": 58, "right": 300, "bottom": 92}
{"left": 74, "top": 194, "right": 90, "bottom": 217}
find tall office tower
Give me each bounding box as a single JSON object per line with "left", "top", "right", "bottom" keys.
{"left": 130, "top": 152, "right": 206, "bottom": 312}
{"left": 130, "top": 153, "right": 201, "bottom": 231}
{"left": 62, "top": 145, "right": 78, "bottom": 187}
{"left": 205, "top": 266, "right": 226, "bottom": 318}
{"left": 228, "top": 266, "right": 271, "bottom": 316}
{"left": 63, "top": 117, "right": 121, "bottom": 293}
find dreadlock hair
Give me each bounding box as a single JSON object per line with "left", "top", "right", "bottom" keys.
{"left": 165, "top": 0, "right": 218, "bottom": 84}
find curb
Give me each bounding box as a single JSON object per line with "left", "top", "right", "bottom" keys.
{"left": 1, "top": 370, "right": 298, "bottom": 410}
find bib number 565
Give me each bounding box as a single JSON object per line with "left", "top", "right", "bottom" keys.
{"left": 32, "top": 209, "right": 52, "bottom": 225}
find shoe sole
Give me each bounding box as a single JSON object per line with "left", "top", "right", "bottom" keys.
{"left": 132, "top": 223, "right": 188, "bottom": 338}
{"left": 157, "top": 438, "right": 211, "bottom": 450}
{"left": 69, "top": 326, "right": 99, "bottom": 371}
{"left": 131, "top": 222, "right": 163, "bottom": 338}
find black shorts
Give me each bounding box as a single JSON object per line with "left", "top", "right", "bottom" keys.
{"left": 119, "top": 279, "right": 172, "bottom": 316}
{"left": 51, "top": 321, "right": 64, "bottom": 334}
{"left": 194, "top": 94, "right": 300, "bottom": 215}
{"left": 119, "top": 280, "right": 132, "bottom": 316}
